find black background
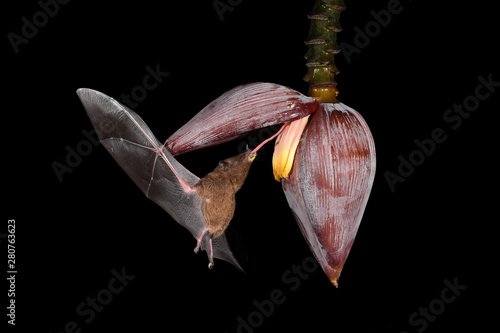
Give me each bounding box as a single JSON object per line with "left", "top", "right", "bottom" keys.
{"left": 4, "top": 0, "right": 498, "bottom": 332}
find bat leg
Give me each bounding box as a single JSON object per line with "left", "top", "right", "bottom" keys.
{"left": 208, "top": 237, "right": 214, "bottom": 269}
{"left": 194, "top": 228, "right": 209, "bottom": 253}
{"left": 194, "top": 229, "right": 215, "bottom": 269}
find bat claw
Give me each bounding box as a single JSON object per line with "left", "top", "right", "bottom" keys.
{"left": 208, "top": 261, "right": 214, "bottom": 269}
{"left": 194, "top": 229, "right": 209, "bottom": 254}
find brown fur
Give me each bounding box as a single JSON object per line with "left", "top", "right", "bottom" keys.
{"left": 195, "top": 150, "right": 255, "bottom": 238}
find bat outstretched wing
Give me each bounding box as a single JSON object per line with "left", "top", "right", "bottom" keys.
{"left": 76, "top": 88, "right": 243, "bottom": 271}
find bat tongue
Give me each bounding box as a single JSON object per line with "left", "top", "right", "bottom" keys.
{"left": 250, "top": 124, "right": 286, "bottom": 156}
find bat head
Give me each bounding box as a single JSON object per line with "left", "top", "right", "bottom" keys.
{"left": 217, "top": 150, "right": 255, "bottom": 192}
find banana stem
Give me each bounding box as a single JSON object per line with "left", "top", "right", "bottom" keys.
{"left": 304, "top": 0, "right": 346, "bottom": 103}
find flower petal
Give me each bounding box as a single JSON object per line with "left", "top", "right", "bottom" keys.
{"left": 166, "top": 83, "right": 318, "bottom": 155}
{"left": 282, "top": 102, "right": 376, "bottom": 286}
{"left": 272, "top": 116, "right": 310, "bottom": 181}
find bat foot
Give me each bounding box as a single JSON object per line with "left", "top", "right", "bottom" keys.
{"left": 208, "top": 261, "right": 214, "bottom": 269}
{"left": 194, "top": 228, "right": 209, "bottom": 254}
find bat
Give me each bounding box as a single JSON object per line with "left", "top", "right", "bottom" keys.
{"left": 76, "top": 88, "right": 248, "bottom": 270}
{"left": 77, "top": 83, "right": 317, "bottom": 271}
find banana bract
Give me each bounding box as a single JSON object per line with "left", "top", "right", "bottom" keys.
{"left": 165, "top": 82, "right": 375, "bottom": 286}
{"left": 166, "top": 82, "right": 318, "bottom": 155}
{"left": 282, "top": 102, "right": 376, "bottom": 286}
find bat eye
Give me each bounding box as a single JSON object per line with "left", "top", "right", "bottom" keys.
{"left": 218, "top": 161, "right": 229, "bottom": 170}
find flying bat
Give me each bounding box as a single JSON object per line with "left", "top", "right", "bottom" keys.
{"left": 76, "top": 84, "right": 317, "bottom": 270}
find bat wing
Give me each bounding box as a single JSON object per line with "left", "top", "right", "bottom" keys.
{"left": 76, "top": 88, "right": 243, "bottom": 271}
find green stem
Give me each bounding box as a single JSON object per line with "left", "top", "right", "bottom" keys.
{"left": 304, "top": 0, "right": 345, "bottom": 102}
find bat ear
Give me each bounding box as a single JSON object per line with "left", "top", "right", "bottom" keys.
{"left": 219, "top": 160, "right": 229, "bottom": 170}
